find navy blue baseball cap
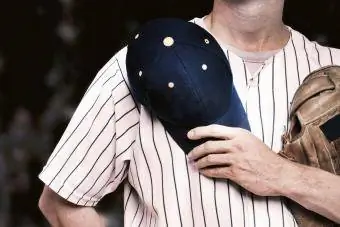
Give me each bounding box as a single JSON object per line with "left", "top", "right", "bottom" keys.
{"left": 126, "top": 18, "right": 250, "bottom": 153}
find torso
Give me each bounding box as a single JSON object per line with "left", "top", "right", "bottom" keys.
{"left": 114, "top": 18, "right": 340, "bottom": 227}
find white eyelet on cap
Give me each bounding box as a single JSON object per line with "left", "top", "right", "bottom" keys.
{"left": 168, "top": 82, "right": 175, "bottom": 88}
{"left": 135, "top": 34, "right": 139, "bottom": 39}
{"left": 202, "top": 64, "right": 208, "bottom": 71}
{"left": 138, "top": 71, "right": 143, "bottom": 77}
{"left": 204, "top": 39, "right": 210, "bottom": 44}
{"left": 163, "top": 37, "right": 174, "bottom": 47}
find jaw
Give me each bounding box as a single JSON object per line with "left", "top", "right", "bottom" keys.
{"left": 206, "top": 0, "right": 288, "bottom": 51}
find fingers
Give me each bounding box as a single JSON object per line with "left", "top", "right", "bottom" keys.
{"left": 199, "top": 166, "right": 232, "bottom": 179}
{"left": 187, "top": 139, "right": 234, "bottom": 161}
{"left": 187, "top": 124, "right": 245, "bottom": 141}
{"left": 194, "top": 153, "right": 233, "bottom": 169}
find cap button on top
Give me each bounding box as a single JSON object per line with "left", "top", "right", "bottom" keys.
{"left": 163, "top": 37, "right": 174, "bottom": 47}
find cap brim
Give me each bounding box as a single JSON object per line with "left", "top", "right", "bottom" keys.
{"left": 160, "top": 119, "right": 216, "bottom": 154}
{"left": 214, "top": 85, "right": 250, "bottom": 129}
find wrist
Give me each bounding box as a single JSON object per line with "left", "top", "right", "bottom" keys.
{"left": 274, "top": 157, "right": 307, "bottom": 198}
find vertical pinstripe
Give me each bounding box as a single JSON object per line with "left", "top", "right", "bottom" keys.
{"left": 303, "top": 37, "right": 311, "bottom": 73}
{"left": 291, "top": 36, "right": 301, "bottom": 85}
{"left": 138, "top": 125, "right": 156, "bottom": 214}
{"left": 251, "top": 194, "right": 256, "bottom": 227}
{"left": 150, "top": 114, "right": 169, "bottom": 227}
{"left": 243, "top": 61, "right": 248, "bottom": 113}
{"left": 329, "top": 48, "right": 334, "bottom": 64}
{"left": 214, "top": 180, "right": 221, "bottom": 227}
{"left": 131, "top": 154, "right": 145, "bottom": 226}
{"left": 315, "top": 43, "right": 321, "bottom": 67}
{"left": 240, "top": 187, "right": 246, "bottom": 227}
{"left": 164, "top": 131, "right": 184, "bottom": 227}
{"left": 257, "top": 70, "right": 264, "bottom": 142}
{"left": 38, "top": 18, "right": 340, "bottom": 227}
{"left": 227, "top": 182, "right": 234, "bottom": 226}
{"left": 270, "top": 56, "right": 276, "bottom": 150}
{"left": 283, "top": 47, "right": 289, "bottom": 128}
{"left": 198, "top": 174, "right": 207, "bottom": 227}
{"left": 129, "top": 167, "right": 140, "bottom": 225}
{"left": 125, "top": 187, "right": 133, "bottom": 211}
{"left": 185, "top": 153, "right": 195, "bottom": 227}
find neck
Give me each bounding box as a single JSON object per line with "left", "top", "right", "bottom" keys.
{"left": 205, "top": 0, "right": 290, "bottom": 52}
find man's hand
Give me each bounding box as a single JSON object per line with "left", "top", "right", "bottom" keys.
{"left": 187, "top": 124, "right": 292, "bottom": 197}
{"left": 187, "top": 124, "right": 340, "bottom": 223}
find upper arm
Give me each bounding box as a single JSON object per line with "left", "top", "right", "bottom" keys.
{"left": 39, "top": 51, "right": 139, "bottom": 207}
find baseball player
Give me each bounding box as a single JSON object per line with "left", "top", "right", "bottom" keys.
{"left": 38, "top": 0, "right": 340, "bottom": 226}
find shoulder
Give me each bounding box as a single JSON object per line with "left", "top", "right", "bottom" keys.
{"left": 290, "top": 28, "right": 340, "bottom": 66}
{"left": 95, "top": 46, "right": 140, "bottom": 126}
{"left": 94, "top": 46, "right": 128, "bottom": 85}
{"left": 87, "top": 46, "right": 133, "bottom": 102}
{"left": 105, "top": 47, "right": 139, "bottom": 109}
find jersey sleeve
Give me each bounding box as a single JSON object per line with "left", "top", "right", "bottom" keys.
{"left": 39, "top": 50, "right": 140, "bottom": 206}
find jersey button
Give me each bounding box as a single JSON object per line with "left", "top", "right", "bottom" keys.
{"left": 248, "top": 78, "right": 258, "bottom": 87}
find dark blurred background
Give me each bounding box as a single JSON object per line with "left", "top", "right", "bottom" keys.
{"left": 0, "top": 0, "right": 339, "bottom": 226}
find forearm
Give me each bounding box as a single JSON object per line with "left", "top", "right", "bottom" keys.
{"left": 55, "top": 205, "right": 106, "bottom": 227}
{"left": 279, "top": 162, "right": 340, "bottom": 223}
{"left": 39, "top": 187, "right": 106, "bottom": 227}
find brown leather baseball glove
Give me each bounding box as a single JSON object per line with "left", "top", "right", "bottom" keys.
{"left": 279, "top": 65, "right": 340, "bottom": 227}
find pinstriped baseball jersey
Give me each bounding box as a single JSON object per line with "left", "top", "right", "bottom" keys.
{"left": 39, "top": 17, "right": 340, "bottom": 227}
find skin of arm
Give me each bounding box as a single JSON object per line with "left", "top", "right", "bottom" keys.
{"left": 38, "top": 186, "right": 106, "bottom": 227}
{"left": 278, "top": 162, "right": 340, "bottom": 224}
